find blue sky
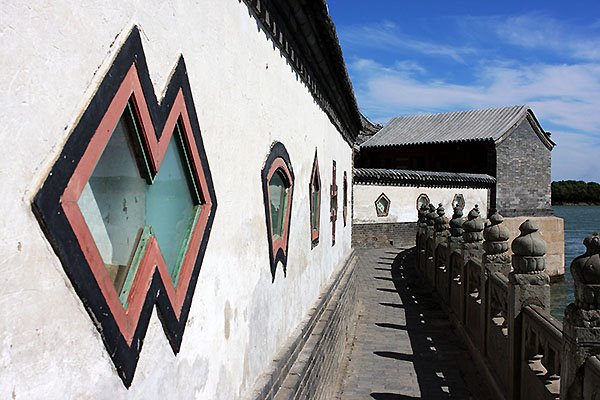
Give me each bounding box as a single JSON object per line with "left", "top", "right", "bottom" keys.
{"left": 327, "top": 0, "right": 600, "bottom": 182}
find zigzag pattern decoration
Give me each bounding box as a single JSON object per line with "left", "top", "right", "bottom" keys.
{"left": 32, "top": 26, "right": 217, "bottom": 387}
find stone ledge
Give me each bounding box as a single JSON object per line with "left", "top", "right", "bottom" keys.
{"left": 250, "top": 251, "right": 359, "bottom": 400}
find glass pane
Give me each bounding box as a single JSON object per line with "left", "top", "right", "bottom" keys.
{"left": 79, "top": 113, "right": 146, "bottom": 295}
{"left": 78, "top": 107, "right": 198, "bottom": 305}
{"left": 269, "top": 170, "right": 288, "bottom": 238}
{"left": 146, "top": 133, "right": 197, "bottom": 282}
{"left": 311, "top": 189, "right": 319, "bottom": 230}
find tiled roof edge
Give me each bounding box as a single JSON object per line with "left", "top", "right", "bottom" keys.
{"left": 353, "top": 168, "right": 496, "bottom": 189}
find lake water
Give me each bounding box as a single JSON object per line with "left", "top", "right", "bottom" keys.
{"left": 549, "top": 205, "right": 600, "bottom": 319}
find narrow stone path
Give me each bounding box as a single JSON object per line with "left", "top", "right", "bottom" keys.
{"left": 336, "top": 248, "right": 493, "bottom": 399}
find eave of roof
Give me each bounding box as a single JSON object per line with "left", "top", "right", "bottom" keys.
{"left": 241, "top": 0, "right": 362, "bottom": 144}
{"left": 354, "top": 168, "right": 496, "bottom": 189}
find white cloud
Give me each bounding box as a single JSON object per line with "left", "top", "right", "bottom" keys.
{"left": 348, "top": 58, "right": 600, "bottom": 181}
{"left": 340, "top": 16, "right": 600, "bottom": 181}
{"left": 495, "top": 14, "right": 600, "bottom": 61}
{"left": 340, "top": 22, "right": 477, "bottom": 63}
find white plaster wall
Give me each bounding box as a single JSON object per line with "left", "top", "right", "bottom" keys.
{"left": 0, "top": 2, "right": 353, "bottom": 399}
{"left": 353, "top": 184, "right": 489, "bottom": 224}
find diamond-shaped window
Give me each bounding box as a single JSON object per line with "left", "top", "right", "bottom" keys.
{"left": 375, "top": 193, "right": 391, "bottom": 217}
{"left": 77, "top": 101, "right": 200, "bottom": 306}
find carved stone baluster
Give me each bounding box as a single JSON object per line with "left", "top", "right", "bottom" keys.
{"left": 483, "top": 210, "right": 511, "bottom": 277}
{"left": 433, "top": 204, "right": 450, "bottom": 293}
{"left": 454, "top": 205, "right": 485, "bottom": 325}
{"left": 416, "top": 203, "right": 429, "bottom": 268}
{"left": 507, "top": 220, "right": 550, "bottom": 400}
{"left": 561, "top": 232, "right": 600, "bottom": 400}
{"left": 449, "top": 205, "right": 465, "bottom": 248}
{"left": 448, "top": 205, "right": 465, "bottom": 322}
{"left": 424, "top": 203, "right": 437, "bottom": 284}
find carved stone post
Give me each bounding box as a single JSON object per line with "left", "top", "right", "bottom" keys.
{"left": 476, "top": 210, "right": 511, "bottom": 353}
{"left": 452, "top": 205, "right": 484, "bottom": 325}
{"left": 449, "top": 205, "right": 465, "bottom": 251}
{"left": 561, "top": 233, "right": 600, "bottom": 400}
{"left": 483, "top": 210, "right": 511, "bottom": 276}
{"left": 462, "top": 205, "right": 486, "bottom": 345}
{"left": 433, "top": 204, "right": 450, "bottom": 292}
{"left": 508, "top": 220, "right": 550, "bottom": 400}
{"left": 448, "top": 205, "right": 465, "bottom": 322}
{"left": 424, "top": 203, "right": 437, "bottom": 284}
{"left": 416, "top": 204, "right": 428, "bottom": 271}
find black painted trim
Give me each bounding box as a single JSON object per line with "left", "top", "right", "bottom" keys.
{"left": 261, "top": 141, "right": 294, "bottom": 282}
{"left": 32, "top": 26, "right": 217, "bottom": 387}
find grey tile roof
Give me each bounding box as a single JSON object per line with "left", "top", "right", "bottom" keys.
{"left": 354, "top": 168, "right": 496, "bottom": 188}
{"left": 361, "top": 105, "right": 536, "bottom": 148}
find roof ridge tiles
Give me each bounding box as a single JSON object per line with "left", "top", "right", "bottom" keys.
{"left": 361, "top": 104, "right": 533, "bottom": 148}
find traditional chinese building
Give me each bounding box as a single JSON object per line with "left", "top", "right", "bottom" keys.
{"left": 353, "top": 105, "right": 564, "bottom": 276}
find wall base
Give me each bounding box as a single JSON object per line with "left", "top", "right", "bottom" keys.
{"left": 352, "top": 222, "right": 417, "bottom": 248}
{"left": 250, "top": 252, "right": 359, "bottom": 400}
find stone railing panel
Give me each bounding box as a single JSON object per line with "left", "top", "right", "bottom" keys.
{"left": 583, "top": 356, "right": 600, "bottom": 400}
{"left": 465, "top": 259, "right": 485, "bottom": 350}
{"left": 521, "top": 305, "right": 562, "bottom": 400}
{"left": 435, "top": 242, "right": 451, "bottom": 306}
{"left": 486, "top": 271, "right": 510, "bottom": 393}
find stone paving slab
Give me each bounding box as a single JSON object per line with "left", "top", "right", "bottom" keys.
{"left": 336, "top": 248, "right": 493, "bottom": 399}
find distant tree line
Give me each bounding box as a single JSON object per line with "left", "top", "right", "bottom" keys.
{"left": 552, "top": 180, "right": 600, "bottom": 205}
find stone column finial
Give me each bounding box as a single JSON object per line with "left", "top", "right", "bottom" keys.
{"left": 462, "top": 205, "right": 484, "bottom": 243}
{"left": 434, "top": 203, "right": 450, "bottom": 233}
{"left": 449, "top": 206, "right": 464, "bottom": 239}
{"left": 510, "top": 220, "right": 549, "bottom": 285}
{"left": 484, "top": 210, "right": 510, "bottom": 254}
{"left": 561, "top": 233, "right": 600, "bottom": 400}
{"left": 483, "top": 210, "right": 511, "bottom": 275}
{"left": 425, "top": 203, "right": 437, "bottom": 227}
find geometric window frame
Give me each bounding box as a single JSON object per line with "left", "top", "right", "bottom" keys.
{"left": 330, "top": 160, "right": 338, "bottom": 246}
{"left": 375, "top": 193, "right": 391, "bottom": 217}
{"left": 31, "top": 26, "right": 217, "bottom": 387}
{"left": 416, "top": 193, "right": 430, "bottom": 211}
{"left": 261, "top": 142, "right": 294, "bottom": 282}
{"left": 309, "top": 150, "right": 321, "bottom": 248}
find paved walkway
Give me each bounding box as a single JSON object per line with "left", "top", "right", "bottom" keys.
{"left": 336, "top": 248, "right": 493, "bottom": 400}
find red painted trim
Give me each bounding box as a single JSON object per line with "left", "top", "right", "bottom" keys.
{"left": 330, "top": 160, "right": 338, "bottom": 245}
{"left": 62, "top": 64, "right": 213, "bottom": 345}
{"left": 343, "top": 171, "right": 348, "bottom": 227}
{"left": 266, "top": 157, "right": 294, "bottom": 263}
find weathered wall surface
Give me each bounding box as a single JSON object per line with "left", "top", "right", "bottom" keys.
{"left": 495, "top": 118, "right": 552, "bottom": 216}
{"left": 0, "top": 2, "right": 353, "bottom": 399}
{"left": 353, "top": 184, "right": 489, "bottom": 224}
{"left": 352, "top": 184, "right": 488, "bottom": 249}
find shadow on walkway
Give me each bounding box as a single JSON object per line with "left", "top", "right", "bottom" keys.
{"left": 375, "top": 248, "right": 490, "bottom": 399}
{"left": 336, "top": 247, "right": 491, "bottom": 399}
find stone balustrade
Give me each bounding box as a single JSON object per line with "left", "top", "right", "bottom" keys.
{"left": 414, "top": 199, "right": 600, "bottom": 400}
